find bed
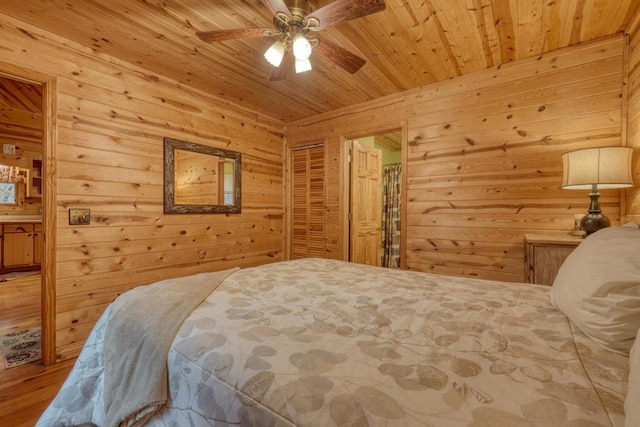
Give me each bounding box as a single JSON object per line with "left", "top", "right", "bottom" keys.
{"left": 37, "top": 224, "right": 640, "bottom": 427}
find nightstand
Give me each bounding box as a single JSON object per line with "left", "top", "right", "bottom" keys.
{"left": 523, "top": 234, "right": 583, "bottom": 286}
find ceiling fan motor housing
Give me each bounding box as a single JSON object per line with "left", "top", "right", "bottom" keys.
{"left": 289, "top": 0, "right": 311, "bottom": 14}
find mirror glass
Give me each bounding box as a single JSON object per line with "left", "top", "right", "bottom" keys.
{"left": 164, "top": 138, "right": 241, "bottom": 214}
{"left": 0, "top": 182, "right": 17, "bottom": 205}
{"left": 0, "top": 164, "right": 28, "bottom": 205}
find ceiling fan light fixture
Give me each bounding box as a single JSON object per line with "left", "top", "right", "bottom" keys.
{"left": 197, "top": 0, "right": 387, "bottom": 80}
{"left": 292, "top": 34, "right": 312, "bottom": 60}
{"left": 295, "top": 57, "right": 312, "bottom": 73}
{"left": 264, "top": 40, "right": 285, "bottom": 66}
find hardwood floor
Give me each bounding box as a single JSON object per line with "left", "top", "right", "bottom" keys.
{"left": 0, "top": 273, "right": 74, "bottom": 425}
{"left": 0, "top": 358, "right": 75, "bottom": 426}
{"left": 0, "top": 273, "right": 42, "bottom": 369}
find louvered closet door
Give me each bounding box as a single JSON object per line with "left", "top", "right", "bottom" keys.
{"left": 291, "top": 145, "right": 325, "bottom": 259}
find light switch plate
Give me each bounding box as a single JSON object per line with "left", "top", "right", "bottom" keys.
{"left": 3, "top": 144, "right": 16, "bottom": 155}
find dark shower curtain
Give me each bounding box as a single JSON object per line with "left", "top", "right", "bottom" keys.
{"left": 381, "top": 163, "right": 401, "bottom": 268}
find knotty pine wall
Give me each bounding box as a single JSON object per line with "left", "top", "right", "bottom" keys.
{"left": 626, "top": 9, "right": 640, "bottom": 222}
{"left": 0, "top": 13, "right": 285, "bottom": 361}
{"left": 288, "top": 36, "right": 626, "bottom": 283}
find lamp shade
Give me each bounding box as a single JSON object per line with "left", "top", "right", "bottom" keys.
{"left": 562, "top": 146, "right": 634, "bottom": 190}
{"left": 264, "top": 40, "right": 285, "bottom": 67}
{"left": 292, "top": 34, "right": 312, "bottom": 60}
{"left": 295, "top": 57, "right": 312, "bottom": 73}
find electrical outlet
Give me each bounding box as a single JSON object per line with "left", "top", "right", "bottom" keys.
{"left": 3, "top": 144, "right": 16, "bottom": 155}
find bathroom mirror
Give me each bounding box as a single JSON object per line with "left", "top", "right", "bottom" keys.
{"left": 164, "top": 137, "right": 241, "bottom": 213}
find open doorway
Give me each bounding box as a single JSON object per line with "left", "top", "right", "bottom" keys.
{"left": 348, "top": 130, "right": 402, "bottom": 268}
{"left": 0, "top": 72, "right": 49, "bottom": 369}
{"left": 0, "top": 76, "right": 44, "bottom": 366}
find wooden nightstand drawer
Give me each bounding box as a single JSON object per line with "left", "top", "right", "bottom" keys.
{"left": 524, "top": 234, "right": 582, "bottom": 286}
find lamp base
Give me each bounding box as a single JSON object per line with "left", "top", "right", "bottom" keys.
{"left": 580, "top": 213, "right": 610, "bottom": 236}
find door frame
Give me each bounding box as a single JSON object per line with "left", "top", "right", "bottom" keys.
{"left": 341, "top": 123, "right": 408, "bottom": 269}
{"left": 0, "top": 61, "right": 58, "bottom": 365}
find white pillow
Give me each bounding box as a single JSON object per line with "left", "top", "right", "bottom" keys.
{"left": 550, "top": 223, "right": 640, "bottom": 354}
{"left": 626, "top": 327, "right": 640, "bottom": 427}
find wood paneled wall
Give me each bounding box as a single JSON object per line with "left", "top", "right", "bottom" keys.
{"left": 287, "top": 36, "right": 626, "bottom": 283}
{"left": 626, "top": 8, "right": 640, "bottom": 221}
{"left": 0, "top": 13, "right": 285, "bottom": 361}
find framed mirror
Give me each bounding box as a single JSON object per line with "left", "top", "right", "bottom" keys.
{"left": 164, "top": 137, "right": 241, "bottom": 214}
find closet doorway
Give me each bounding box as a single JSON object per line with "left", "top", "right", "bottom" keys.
{"left": 348, "top": 130, "right": 402, "bottom": 268}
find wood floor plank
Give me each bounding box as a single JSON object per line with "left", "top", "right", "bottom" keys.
{"left": 0, "top": 274, "right": 41, "bottom": 334}
{"left": 0, "top": 273, "right": 72, "bottom": 424}
{"left": 0, "top": 359, "right": 75, "bottom": 424}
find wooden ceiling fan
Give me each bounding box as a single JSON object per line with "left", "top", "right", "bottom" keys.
{"left": 196, "top": 0, "right": 386, "bottom": 81}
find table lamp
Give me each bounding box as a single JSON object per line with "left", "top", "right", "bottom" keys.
{"left": 561, "top": 146, "right": 633, "bottom": 235}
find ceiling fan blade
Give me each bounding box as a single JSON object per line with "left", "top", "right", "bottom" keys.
{"left": 305, "top": 0, "right": 386, "bottom": 31}
{"left": 312, "top": 36, "right": 366, "bottom": 74}
{"left": 261, "top": 0, "right": 292, "bottom": 20}
{"left": 269, "top": 51, "right": 293, "bottom": 81}
{"left": 196, "top": 28, "right": 279, "bottom": 42}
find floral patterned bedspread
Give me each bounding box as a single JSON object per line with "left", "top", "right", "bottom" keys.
{"left": 38, "top": 258, "right": 629, "bottom": 426}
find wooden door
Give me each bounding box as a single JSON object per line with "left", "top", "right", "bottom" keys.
{"left": 350, "top": 141, "right": 382, "bottom": 266}
{"left": 291, "top": 145, "right": 325, "bottom": 259}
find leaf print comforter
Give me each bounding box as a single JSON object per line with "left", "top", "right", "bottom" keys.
{"left": 38, "top": 258, "right": 629, "bottom": 426}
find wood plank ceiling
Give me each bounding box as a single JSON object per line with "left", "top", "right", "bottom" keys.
{"left": 0, "top": 77, "right": 43, "bottom": 145}
{"left": 0, "top": 0, "right": 638, "bottom": 122}
{"left": 0, "top": 78, "right": 42, "bottom": 113}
